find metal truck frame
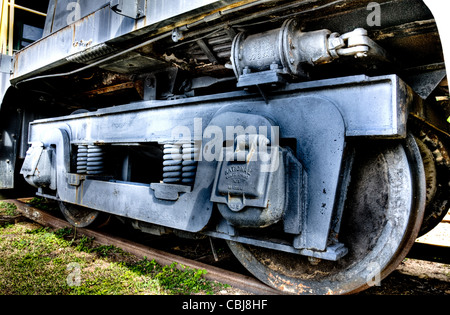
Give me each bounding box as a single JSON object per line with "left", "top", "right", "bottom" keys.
{"left": 0, "top": 0, "right": 449, "bottom": 294}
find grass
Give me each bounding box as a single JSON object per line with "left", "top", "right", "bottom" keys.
{"left": 26, "top": 197, "right": 59, "bottom": 212}
{"left": 0, "top": 201, "right": 19, "bottom": 217}
{"left": 0, "top": 222, "right": 228, "bottom": 295}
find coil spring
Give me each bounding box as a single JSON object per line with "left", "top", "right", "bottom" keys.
{"left": 181, "top": 143, "right": 199, "bottom": 184}
{"left": 87, "top": 145, "right": 104, "bottom": 175}
{"left": 77, "top": 145, "right": 104, "bottom": 175}
{"left": 77, "top": 145, "right": 88, "bottom": 174}
{"left": 162, "top": 142, "right": 199, "bottom": 185}
{"left": 163, "top": 144, "right": 182, "bottom": 183}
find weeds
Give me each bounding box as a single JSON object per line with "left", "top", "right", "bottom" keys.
{"left": 122, "top": 258, "right": 223, "bottom": 295}
{"left": 75, "top": 235, "right": 95, "bottom": 252}
{"left": 0, "top": 223, "right": 228, "bottom": 295}
{"left": 53, "top": 227, "right": 73, "bottom": 238}
{"left": 0, "top": 201, "right": 18, "bottom": 216}
{"left": 27, "top": 197, "right": 58, "bottom": 211}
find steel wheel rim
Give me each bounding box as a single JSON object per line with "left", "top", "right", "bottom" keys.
{"left": 58, "top": 201, "right": 102, "bottom": 228}
{"left": 227, "top": 135, "right": 426, "bottom": 295}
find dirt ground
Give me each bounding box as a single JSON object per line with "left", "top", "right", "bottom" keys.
{"left": 1, "top": 200, "right": 449, "bottom": 295}
{"left": 174, "top": 213, "right": 450, "bottom": 295}
{"left": 110, "top": 210, "right": 450, "bottom": 295}
{"left": 360, "top": 212, "right": 450, "bottom": 295}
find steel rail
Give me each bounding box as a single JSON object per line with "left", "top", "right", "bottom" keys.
{"left": 7, "top": 198, "right": 281, "bottom": 296}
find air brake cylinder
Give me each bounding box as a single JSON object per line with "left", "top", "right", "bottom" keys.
{"left": 231, "top": 18, "right": 371, "bottom": 87}
{"left": 210, "top": 134, "right": 286, "bottom": 228}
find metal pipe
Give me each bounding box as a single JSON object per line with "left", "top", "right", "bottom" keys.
{"left": 9, "top": 3, "right": 46, "bottom": 17}
{"left": 0, "top": 0, "right": 3, "bottom": 51}
{"left": 0, "top": 1, "right": 47, "bottom": 56}
{"left": 8, "top": 0, "right": 14, "bottom": 56}
{"left": 1, "top": 0, "right": 8, "bottom": 55}
{"left": 15, "top": 31, "right": 172, "bottom": 87}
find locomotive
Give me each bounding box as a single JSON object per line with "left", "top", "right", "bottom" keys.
{"left": 0, "top": 0, "right": 449, "bottom": 294}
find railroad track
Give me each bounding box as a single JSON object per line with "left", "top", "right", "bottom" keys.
{"left": 409, "top": 212, "right": 450, "bottom": 265}
{"left": 5, "top": 198, "right": 280, "bottom": 295}
{"left": 3, "top": 198, "right": 449, "bottom": 295}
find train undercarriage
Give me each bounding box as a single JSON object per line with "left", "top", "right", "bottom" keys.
{"left": 1, "top": 0, "right": 449, "bottom": 294}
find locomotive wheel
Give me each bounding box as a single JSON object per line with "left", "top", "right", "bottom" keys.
{"left": 59, "top": 201, "right": 109, "bottom": 228}
{"left": 415, "top": 133, "right": 450, "bottom": 236}
{"left": 227, "top": 135, "right": 426, "bottom": 295}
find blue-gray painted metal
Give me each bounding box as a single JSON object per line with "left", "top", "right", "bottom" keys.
{"left": 28, "top": 74, "right": 410, "bottom": 140}
{"left": 0, "top": 54, "right": 18, "bottom": 190}
{"left": 22, "top": 74, "right": 411, "bottom": 254}
{"left": 0, "top": 54, "right": 11, "bottom": 108}
{"left": 12, "top": 0, "right": 251, "bottom": 83}
{"left": 205, "top": 230, "right": 349, "bottom": 260}
{"left": 43, "top": 0, "right": 226, "bottom": 36}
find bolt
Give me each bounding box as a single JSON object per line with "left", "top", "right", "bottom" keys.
{"left": 328, "top": 33, "right": 345, "bottom": 50}
{"left": 270, "top": 62, "right": 279, "bottom": 71}
{"left": 356, "top": 52, "right": 368, "bottom": 58}
{"left": 171, "top": 28, "right": 183, "bottom": 43}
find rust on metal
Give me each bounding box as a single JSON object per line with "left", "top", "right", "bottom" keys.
{"left": 82, "top": 82, "right": 140, "bottom": 98}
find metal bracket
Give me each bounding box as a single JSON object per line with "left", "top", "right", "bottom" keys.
{"left": 335, "top": 28, "right": 370, "bottom": 58}
{"left": 20, "top": 142, "right": 44, "bottom": 177}
{"left": 336, "top": 28, "right": 391, "bottom": 62}
{"left": 67, "top": 173, "right": 86, "bottom": 187}
{"left": 110, "top": 0, "right": 145, "bottom": 19}
{"left": 150, "top": 183, "right": 192, "bottom": 201}
{"left": 172, "top": 28, "right": 184, "bottom": 43}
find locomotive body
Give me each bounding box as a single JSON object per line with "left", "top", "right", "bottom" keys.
{"left": 1, "top": 0, "right": 449, "bottom": 294}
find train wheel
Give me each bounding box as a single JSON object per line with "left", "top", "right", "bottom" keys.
{"left": 415, "top": 132, "right": 450, "bottom": 236}
{"left": 58, "top": 201, "right": 109, "bottom": 228}
{"left": 227, "top": 135, "right": 426, "bottom": 295}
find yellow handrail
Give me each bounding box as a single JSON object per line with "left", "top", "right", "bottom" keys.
{"left": 0, "top": 1, "right": 47, "bottom": 56}
{"left": 8, "top": 0, "right": 14, "bottom": 56}
{"left": 1, "top": 0, "right": 8, "bottom": 55}
{"left": 11, "top": 3, "right": 46, "bottom": 17}
{"left": 0, "top": 1, "right": 2, "bottom": 53}
{"left": 0, "top": 0, "right": 5, "bottom": 55}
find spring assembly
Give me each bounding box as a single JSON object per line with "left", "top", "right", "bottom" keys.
{"left": 77, "top": 145, "right": 105, "bottom": 175}
{"left": 76, "top": 145, "right": 88, "bottom": 174}
{"left": 163, "top": 144, "right": 183, "bottom": 183}
{"left": 181, "top": 143, "right": 199, "bottom": 184}
{"left": 86, "top": 145, "right": 105, "bottom": 175}
{"left": 162, "top": 142, "right": 199, "bottom": 185}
